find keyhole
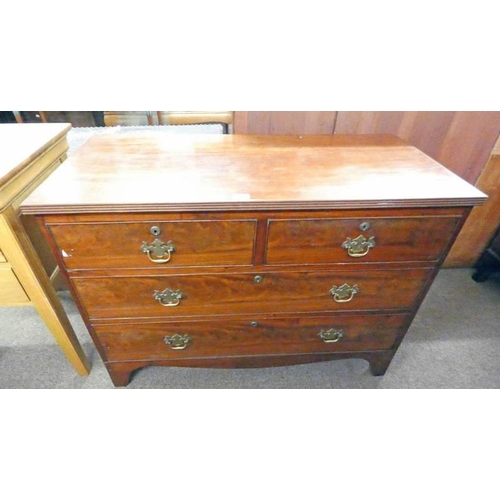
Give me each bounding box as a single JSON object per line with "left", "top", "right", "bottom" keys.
{"left": 150, "top": 226, "right": 161, "bottom": 236}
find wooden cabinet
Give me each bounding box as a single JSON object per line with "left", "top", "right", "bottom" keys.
{"left": 21, "top": 133, "right": 486, "bottom": 386}
{"left": 0, "top": 123, "right": 90, "bottom": 375}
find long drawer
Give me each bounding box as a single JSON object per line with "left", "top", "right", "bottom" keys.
{"left": 72, "top": 268, "right": 433, "bottom": 320}
{"left": 266, "top": 215, "right": 461, "bottom": 264}
{"left": 95, "top": 313, "right": 409, "bottom": 361}
{"left": 47, "top": 218, "right": 257, "bottom": 269}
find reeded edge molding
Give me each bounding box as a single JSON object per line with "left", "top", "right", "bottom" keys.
{"left": 20, "top": 197, "right": 487, "bottom": 215}
{"left": 0, "top": 123, "right": 71, "bottom": 189}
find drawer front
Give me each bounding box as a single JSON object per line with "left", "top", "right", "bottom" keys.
{"left": 47, "top": 219, "right": 257, "bottom": 270}
{"left": 72, "top": 268, "right": 432, "bottom": 320}
{"left": 266, "top": 215, "right": 460, "bottom": 265}
{"left": 0, "top": 249, "right": 6, "bottom": 263}
{"left": 95, "top": 314, "right": 409, "bottom": 361}
{"left": 0, "top": 268, "right": 30, "bottom": 304}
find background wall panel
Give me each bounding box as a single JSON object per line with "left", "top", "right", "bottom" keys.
{"left": 446, "top": 138, "right": 500, "bottom": 267}
{"left": 234, "top": 111, "right": 337, "bottom": 135}
{"left": 335, "top": 111, "right": 500, "bottom": 184}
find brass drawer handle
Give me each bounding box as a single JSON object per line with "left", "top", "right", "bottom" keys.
{"left": 164, "top": 333, "right": 191, "bottom": 350}
{"left": 318, "top": 328, "right": 344, "bottom": 343}
{"left": 153, "top": 288, "right": 183, "bottom": 307}
{"left": 141, "top": 238, "right": 176, "bottom": 263}
{"left": 329, "top": 283, "right": 359, "bottom": 303}
{"left": 342, "top": 235, "right": 375, "bottom": 257}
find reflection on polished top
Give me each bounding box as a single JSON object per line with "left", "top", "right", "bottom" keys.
{"left": 20, "top": 133, "right": 487, "bottom": 214}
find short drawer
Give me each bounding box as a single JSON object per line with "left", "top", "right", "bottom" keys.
{"left": 72, "top": 267, "right": 432, "bottom": 320}
{"left": 266, "top": 215, "right": 461, "bottom": 265}
{"left": 95, "top": 313, "right": 409, "bottom": 361}
{"left": 47, "top": 218, "right": 257, "bottom": 270}
{"left": 0, "top": 268, "right": 30, "bottom": 305}
{"left": 0, "top": 249, "right": 6, "bottom": 263}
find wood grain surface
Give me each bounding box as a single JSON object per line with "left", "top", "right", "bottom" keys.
{"left": 0, "top": 267, "right": 30, "bottom": 304}
{"left": 72, "top": 267, "right": 433, "bottom": 320}
{"left": 266, "top": 213, "right": 461, "bottom": 264}
{"left": 446, "top": 152, "right": 500, "bottom": 266}
{"left": 95, "top": 313, "right": 409, "bottom": 362}
{"left": 21, "top": 134, "right": 486, "bottom": 215}
{"left": 47, "top": 218, "right": 257, "bottom": 270}
{"left": 234, "top": 112, "right": 337, "bottom": 135}
{"left": 234, "top": 111, "right": 500, "bottom": 184}
{"left": 230, "top": 113, "right": 500, "bottom": 266}
{"left": 334, "top": 111, "right": 500, "bottom": 185}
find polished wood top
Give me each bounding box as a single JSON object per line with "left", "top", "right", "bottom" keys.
{"left": 20, "top": 133, "right": 486, "bottom": 214}
{"left": 0, "top": 123, "right": 71, "bottom": 190}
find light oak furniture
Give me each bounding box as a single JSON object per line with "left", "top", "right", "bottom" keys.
{"left": 0, "top": 123, "right": 90, "bottom": 376}
{"left": 21, "top": 134, "right": 486, "bottom": 386}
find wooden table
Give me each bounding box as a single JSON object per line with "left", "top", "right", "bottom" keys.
{"left": 0, "top": 123, "right": 90, "bottom": 375}
{"left": 20, "top": 133, "right": 486, "bottom": 386}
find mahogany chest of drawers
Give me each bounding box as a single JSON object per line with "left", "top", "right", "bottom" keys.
{"left": 20, "top": 134, "right": 486, "bottom": 386}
